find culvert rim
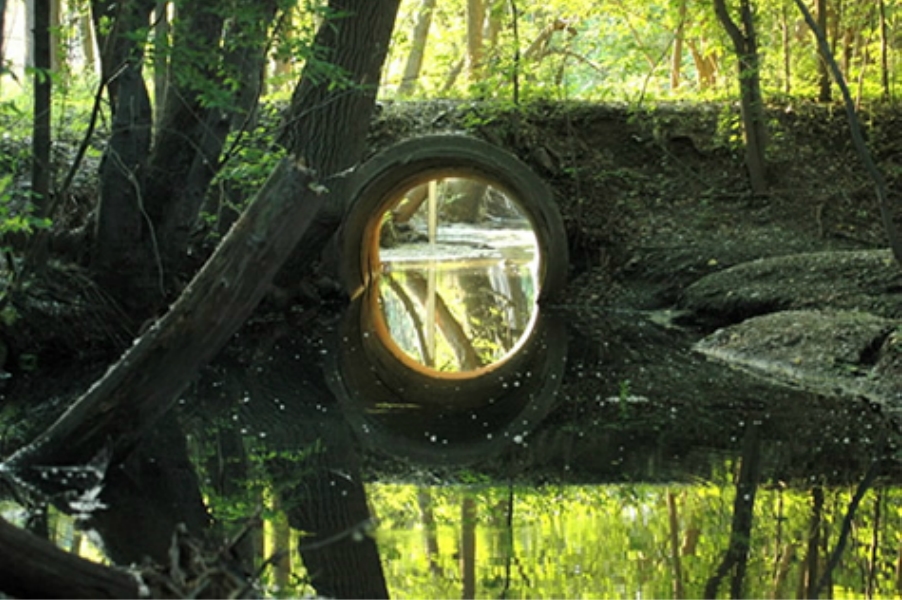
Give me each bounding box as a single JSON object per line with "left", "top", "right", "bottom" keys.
{"left": 339, "top": 134, "right": 569, "bottom": 301}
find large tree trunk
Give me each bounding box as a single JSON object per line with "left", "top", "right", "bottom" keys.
{"left": 276, "top": 0, "right": 402, "bottom": 287}
{"left": 91, "top": 0, "right": 157, "bottom": 313}
{"left": 466, "top": 0, "right": 485, "bottom": 83}
{"left": 8, "top": 159, "right": 326, "bottom": 470}
{"left": 93, "top": 0, "right": 281, "bottom": 313}
{"left": 143, "top": 0, "right": 227, "bottom": 276}
{"left": 713, "top": 0, "right": 768, "bottom": 195}
{"left": 7, "top": 0, "right": 403, "bottom": 474}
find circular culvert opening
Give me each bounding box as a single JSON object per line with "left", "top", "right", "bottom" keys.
{"left": 340, "top": 135, "right": 568, "bottom": 378}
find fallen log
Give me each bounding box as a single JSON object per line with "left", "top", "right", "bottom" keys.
{"left": 4, "top": 159, "right": 333, "bottom": 471}
{"left": 0, "top": 515, "right": 141, "bottom": 598}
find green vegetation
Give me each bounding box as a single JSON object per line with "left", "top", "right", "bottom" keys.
{"left": 368, "top": 479, "right": 902, "bottom": 599}
{"left": 0, "top": 0, "right": 898, "bottom": 262}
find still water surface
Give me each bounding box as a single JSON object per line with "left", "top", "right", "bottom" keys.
{"left": 3, "top": 302, "right": 899, "bottom": 599}
{"left": 3, "top": 180, "right": 900, "bottom": 598}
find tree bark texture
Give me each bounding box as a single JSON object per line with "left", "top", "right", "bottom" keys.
{"left": 466, "top": 0, "right": 485, "bottom": 82}
{"left": 91, "top": 0, "right": 156, "bottom": 309}
{"left": 279, "top": 0, "right": 401, "bottom": 177}
{"left": 713, "top": 0, "right": 768, "bottom": 194}
{"left": 275, "top": 0, "right": 402, "bottom": 286}
{"left": 144, "top": 0, "right": 228, "bottom": 273}
{"left": 8, "top": 159, "right": 327, "bottom": 470}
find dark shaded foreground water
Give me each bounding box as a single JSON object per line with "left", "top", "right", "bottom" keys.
{"left": 2, "top": 302, "right": 901, "bottom": 598}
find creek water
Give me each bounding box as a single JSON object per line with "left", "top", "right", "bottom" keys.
{"left": 2, "top": 187, "right": 900, "bottom": 598}
{"left": 2, "top": 298, "right": 899, "bottom": 598}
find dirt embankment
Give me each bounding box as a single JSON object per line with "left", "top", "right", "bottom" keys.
{"left": 5, "top": 100, "right": 902, "bottom": 406}
{"left": 371, "top": 100, "right": 902, "bottom": 409}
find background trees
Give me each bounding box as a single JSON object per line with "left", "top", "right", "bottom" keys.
{"left": 0, "top": 0, "right": 897, "bottom": 329}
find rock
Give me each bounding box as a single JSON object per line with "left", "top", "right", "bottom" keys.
{"left": 695, "top": 309, "right": 902, "bottom": 410}
{"left": 681, "top": 249, "right": 902, "bottom": 326}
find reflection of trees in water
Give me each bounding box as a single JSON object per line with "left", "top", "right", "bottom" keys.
{"left": 368, "top": 457, "right": 896, "bottom": 599}
{"left": 379, "top": 262, "right": 535, "bottom": 371}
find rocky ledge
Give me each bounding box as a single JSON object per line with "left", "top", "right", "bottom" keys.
{"left": 681, "top": 249, "right": 902, "bottom": 414}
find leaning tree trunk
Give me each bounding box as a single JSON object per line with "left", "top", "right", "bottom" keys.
{"left": 275, "top": 0, "right": 402, "bottom": 286}
{"left": 5, "top": 0, "right": 403, "bottom": 471}
{"left": 713, "top": 0, "right": 768, "bottom": 195}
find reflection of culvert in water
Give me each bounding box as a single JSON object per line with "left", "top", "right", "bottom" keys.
{"left": 339, "top": 135, "right": 568, "bottom": 377}
{"left": 325, "top": 297, "right": 567, "bottom": 467}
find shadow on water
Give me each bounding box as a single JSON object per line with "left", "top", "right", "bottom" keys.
{"left": 3, "top": 297, "right": 902, "bottom": 598}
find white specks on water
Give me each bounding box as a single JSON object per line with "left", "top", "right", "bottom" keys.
{"left": 513, "top": 434, "right": 523, "bottom": 444}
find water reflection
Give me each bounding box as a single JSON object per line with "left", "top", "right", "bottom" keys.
{"left": 3, "top": 308, "right": 902, "bottom": 598}
{"left": 327, "top": 297, "right": 566, "bottom": 466}
{"left": 375, "top": 178, "right": 539, "bottom": 374}
{"left": 370, "top": 472, "right": 902, "bottom": 599}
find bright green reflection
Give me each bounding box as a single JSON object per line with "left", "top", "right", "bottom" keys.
{"left": 377, "top": 178, "right": 539, "bottom": 373}
{"left": 13, "top": 467, "right": 902, "bottom": 598}
{"left": 367, "top": 482, "right": 902, "bottom": 599}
